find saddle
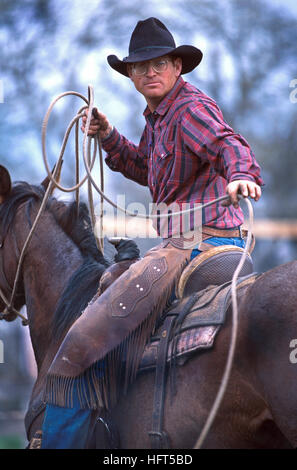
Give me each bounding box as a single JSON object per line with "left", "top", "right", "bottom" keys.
{"left": 177, "top": 244, "right": 254, "bottom": 298}
{"left": 95, "top": 244, "right": 253, "bottom": 372}
{"left": 139, "top": 271, "right": 257, "bottom": 373}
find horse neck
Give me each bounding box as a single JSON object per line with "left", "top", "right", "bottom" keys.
{"left": 18, "top": 209, "right": 84, "bottom": 372}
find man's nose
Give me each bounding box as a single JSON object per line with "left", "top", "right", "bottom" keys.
{"left": 145, "top": 63, "right": 157, "bottom": 76}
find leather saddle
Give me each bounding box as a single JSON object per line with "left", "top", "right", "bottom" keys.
{"left": 138, "top": 244, "right": 254, "bottom": 370}
{"left": 177, "top": 245, "right": 253, "bottom": 298}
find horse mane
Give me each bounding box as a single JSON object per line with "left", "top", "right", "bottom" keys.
{"left": 0, "top": 181, "right": 111, "bottom": 340}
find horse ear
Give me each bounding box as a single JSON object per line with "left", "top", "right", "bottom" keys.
{"left": 41, "top": 160, "right": 63, "bottom": 194}
{"left": 0, "top": 165, "right": 12, "bottom": 202}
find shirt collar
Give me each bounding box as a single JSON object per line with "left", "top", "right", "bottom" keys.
{"left": 143, "top": 76, "right": 185, "bottom": 118}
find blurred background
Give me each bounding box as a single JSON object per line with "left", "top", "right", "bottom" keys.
{"left": 0, "top": 0, "right": 296, "bottom": 448}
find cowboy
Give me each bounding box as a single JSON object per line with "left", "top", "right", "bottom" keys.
{"left": 40, "top": 17, "right": 263, "bottom": 449}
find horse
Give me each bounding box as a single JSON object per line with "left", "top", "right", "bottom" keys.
{"left": 0, "top": 165, "right": 296, "bottom": 449}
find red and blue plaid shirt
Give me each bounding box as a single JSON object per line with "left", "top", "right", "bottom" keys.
{"left": 103, "top": 76, "right": 263, "bottom": 237}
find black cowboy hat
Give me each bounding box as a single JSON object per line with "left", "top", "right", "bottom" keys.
{"left": 107, "top": 17, "right": 203, "bottom": 77}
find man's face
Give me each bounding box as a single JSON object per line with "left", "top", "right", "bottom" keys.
{"left": 127, "top": 55, "right": 182, "bottom": 110}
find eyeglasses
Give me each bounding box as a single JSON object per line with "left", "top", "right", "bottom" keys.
{"left": 131, "top": 57, "right": 172, "bottom": 76}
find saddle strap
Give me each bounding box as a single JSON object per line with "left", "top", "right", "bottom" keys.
{"left": 148, "top": 314, "right": 176, "bottom": 449}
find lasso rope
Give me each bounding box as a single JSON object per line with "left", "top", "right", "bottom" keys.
{"left": 194, "top": 196, "right": 253, "bottom": 449}
{"left": 41, "top": 85, "right": 255, "bottom": 448}
{"left": 0, "top": 85, "right": 254, "bottom": 451}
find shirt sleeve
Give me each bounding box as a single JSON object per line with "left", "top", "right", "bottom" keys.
{"left": 102, "top": 127, "right": 149, "bottom": 187}
{"left": 181, "top": 101, "right": 264, "bottom": 186}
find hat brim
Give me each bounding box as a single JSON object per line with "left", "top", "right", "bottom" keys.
{"left": 107, "top": 45, "right": 203, "bottom": 77}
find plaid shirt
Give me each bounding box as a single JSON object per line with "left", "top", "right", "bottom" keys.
{"left": 103, "top": 76, "right": 263, "bottom": 237}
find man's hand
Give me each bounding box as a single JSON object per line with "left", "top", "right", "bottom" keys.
{"left": 81, "top": 108, "right": 113, "bottom": 139}
{"left": 225, "top": 180, "right": 262, "bottom": 208}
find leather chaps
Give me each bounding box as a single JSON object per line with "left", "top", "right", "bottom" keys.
{"left": 45, "top": 240, "right": 193, "bottom": 410}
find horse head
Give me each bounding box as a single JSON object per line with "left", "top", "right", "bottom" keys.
{"left": 0, "top": 165, "right": 26, "bottom": 322}
{"left": 0, "top": 163, "right": 67, "bottom": 323}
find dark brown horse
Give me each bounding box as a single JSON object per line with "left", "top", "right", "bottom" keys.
{"left": 0, "top": 166, "right": 296, "bottom": 449}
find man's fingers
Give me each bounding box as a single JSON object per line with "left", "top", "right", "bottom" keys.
{"left": 226, "top": 180, "right": 262, "bottom": 209}
{"left": 228, "top": 187, "right": 239, "bottom": 208}
{"left": 81, "top": 122, "right": 99, "bottom": 135}
{"left": 81, "top": 107, "right": 111, "bottom": 137}
{"left": 82, "top": 115, "right": 99, "bottom": 125}
{"left": 239, "top": 182, "right": 249, "bottom": 198}
{"left": 255, "top": 185, "right": 262, "bottom": 201}
{"left": 92, "top": 107, "right": 100, "bottom": 119}
{"left": 81, "top": 127, "right": 97, "bottom": 136}
{"left": 244, "top": 182, "right": 262, "bottom": 201}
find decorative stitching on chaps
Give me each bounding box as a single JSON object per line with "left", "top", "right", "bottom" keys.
{"left": 110, "top": 257, "right": 168, "bottom": 318}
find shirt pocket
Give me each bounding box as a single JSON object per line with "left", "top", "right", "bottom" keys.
{"left": 151, "top": 141, "right": 178, "bottom": 187}
{"left": 153, "top": 141, "right": 175, "bottom": 160}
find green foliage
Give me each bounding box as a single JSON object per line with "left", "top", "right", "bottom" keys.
{"left": 0, "top": 434, "right": 24, "bottom": 449}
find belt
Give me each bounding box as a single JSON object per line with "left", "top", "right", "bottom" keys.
{"left": 162, "top": 226, "right": 252, "bottom": 252}
{"left": 202, "top": 225, "right": 247, "bottom": 240}
{"left": 200, "top": 225, "right": 254, "bottom": 254}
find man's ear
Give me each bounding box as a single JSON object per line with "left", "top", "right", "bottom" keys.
{"left": 0, "top": 165, "right": 12, "bottom": 203}
{"left": 127, "top": 64, "right": 134, "bottom": 80}
{"left": 173, "top": 57, "right": 182, "bottom": 77}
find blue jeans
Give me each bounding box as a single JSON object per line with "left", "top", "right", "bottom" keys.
{"left": 41, "top": 236, "right": 245, "bottom": 448}
{"left": 190, "top": 236, "right": 245, "bottom": 260}
{"left": 41, "top": 379, "right": 92, "bottom": 449}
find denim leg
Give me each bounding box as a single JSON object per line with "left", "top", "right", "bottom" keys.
{"left": 41, "top": 379, "right": 92, "bottom": 449}
{"left": 190, "top": 236, "right": 245, "bottom": 260}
